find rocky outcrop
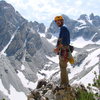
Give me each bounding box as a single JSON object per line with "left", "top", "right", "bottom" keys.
{"left": 90, "top": 13, "right": 100, "bottom": 27}
{"left": 0, "top": 1, "right": 46, "bottom": 54}
{"left": 0, "top": 55, "right": 28, "bottom": 93}
{"left": 29, "top": 21, "right": 46, "bottom": 33}
{"left": 5, "top": 22, "right": 42, "bottom": 56}
{"left": 45, "top": 33, "right": 52, "bottom": 39}
{"left": 0, "top": 1, "right": 26, "bottom": 51}
{"left": 27, "top": 79, "right": 97, "bottom": 100}
{"left": 73, "top": 51, "right": 88, "bottom": 67}
{"left": 27, "top": 79, "right": 76, "bottom": 100}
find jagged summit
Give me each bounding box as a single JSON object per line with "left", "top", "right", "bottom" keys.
{"left": 0, "top": 0, "right": 46, "bottom": 55}
{"left": 78, "top": 14, "right": 88, "bottom": 20}
{"left": 0, "top": 1, "right": 55, "bottom": 100}
{"left": 48, "top": 13, "right": 100, "bottom": 42}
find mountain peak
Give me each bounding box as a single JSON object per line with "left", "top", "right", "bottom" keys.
{"left": 62, "top": 14, "right": 70, "bottom": 19}
{"left": 0, "top": 0, "right": 13, "bottom": 9}
{"left": 0, "top": 0, "right": 7, "bottom": 3}
{"left": 89, "top": 13, "right": 94, "bottom": 20}
{"left": 78, "top": 14, "right": 88, "bottom": 20}
{"left": 48, "top": 13, "right": 100, "bottom": 41}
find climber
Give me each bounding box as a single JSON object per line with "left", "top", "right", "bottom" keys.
{"left": 54, "top": 16, "right": 74, "bottom": 87}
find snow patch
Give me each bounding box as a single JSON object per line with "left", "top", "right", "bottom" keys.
{"left": 72, "top": 65, "right": 99, "bottom": 86}
{"left": 77, "top": 20, "right": 86, "bottom": 25}
{"left": 95, "top": 40, "right": 100, "bottom": 44}
{"left": 1, "top": 26, "right": 19, "bottom": 56}
{"left": 39, "top": 33, "right": 57, "bottom": 46}
{"left": 47, "top": 35, "right": 57, "bottom": 46}
{"left": 39, "top": 69, "right": 58, "bottom": 79}
{"left": 0, "top": 79, "right": 8, "bottom": 96}
{"left": 9, "top": 85, "right": 27, "bottom": 100}
{"left": 86, "top": 48, "right": 96, "bottom": 52}
{"left": 21, "top": 65, "right": 25, "bottom": 71}
{"left": 39, "top": 33, "right": 45, "bottom": 38}
{"left": 46, "top": 55, "right": 59, "bottom": 63}
{"left": 44, "top": 61, "right": 53, "bottom": 68}
{"left": 75, "top": 26, "right": 87, "bottom": 30}
{"left": 17, "top": 71, "right": 37, "bottom": 89}
{"left": 88, "top": 19, "right": 92, "bottom": 24}
{"left": 91, "top": 32, "right": 98, "bottom": 40}
{"left": 72, "top": 37, "right": 94, "bottom": 48}
{"left": 37, "top": 72, "right": 45, "bottom": 79}
{"left": 0, "top": 79, "right": 27, "bottom": 100}
{"left": 80, "top": 48, "right": 100, "bottom": 68}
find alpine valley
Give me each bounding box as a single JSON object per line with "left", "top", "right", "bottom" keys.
{"left": 0, "top": 1, "right": 100, "bottom": 100}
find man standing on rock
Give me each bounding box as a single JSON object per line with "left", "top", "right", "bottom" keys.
{"left": 54, "top": 16, "right": 74, "bottom": 87}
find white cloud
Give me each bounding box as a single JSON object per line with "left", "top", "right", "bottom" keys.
{"left": 75, "top": 0, "right": 83, "bottom": 6}
{"left": 5, "top": 0, "right": 100, "bottom": 26}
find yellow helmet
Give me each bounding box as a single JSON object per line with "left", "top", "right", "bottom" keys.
{"left": 54, "top": 16, "right": 64, "bottom": 22}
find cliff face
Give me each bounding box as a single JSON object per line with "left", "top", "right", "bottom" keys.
{"left": 0, "top": 1, "right": 55, "bottom": 100}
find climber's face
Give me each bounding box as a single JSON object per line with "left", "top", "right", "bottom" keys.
{"left": 55, "top": 20, "right": 64, "bottom": 27}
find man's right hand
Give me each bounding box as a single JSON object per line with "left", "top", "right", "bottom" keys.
{"left": 53, "top": 48, "right": 59, "bottom": 54}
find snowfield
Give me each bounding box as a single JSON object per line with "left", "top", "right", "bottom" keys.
{"left": 0, "top": 79, "right": 27, "bottom": 100}
{"left": 72, "top": 65, "right": 99, "bottom": 86}
{"left": 71, "top": 37, "right": 94, "bottom": 48}
{"left": 45, "top": 47, "right": 100, "bottom": 86}
{"left": 17, "top": 70, "right": 37, "bottom": 89}
{"left": 0, "top": 34, "right": 100, "bottom": 100}
{"left": 40, "top": 35, "right": 100, "bottom": 87}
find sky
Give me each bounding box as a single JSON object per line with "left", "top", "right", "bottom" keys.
{"left": 3, "top": 0, "right": 100, "bottom": 26}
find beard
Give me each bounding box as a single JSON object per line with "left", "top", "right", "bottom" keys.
{"left": 58, "top": 22, "right": 64, "bottom": 27}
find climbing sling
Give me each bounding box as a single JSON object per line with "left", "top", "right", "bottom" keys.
{"left": 59, "top": 45, "right": 74, "bottom": 64}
